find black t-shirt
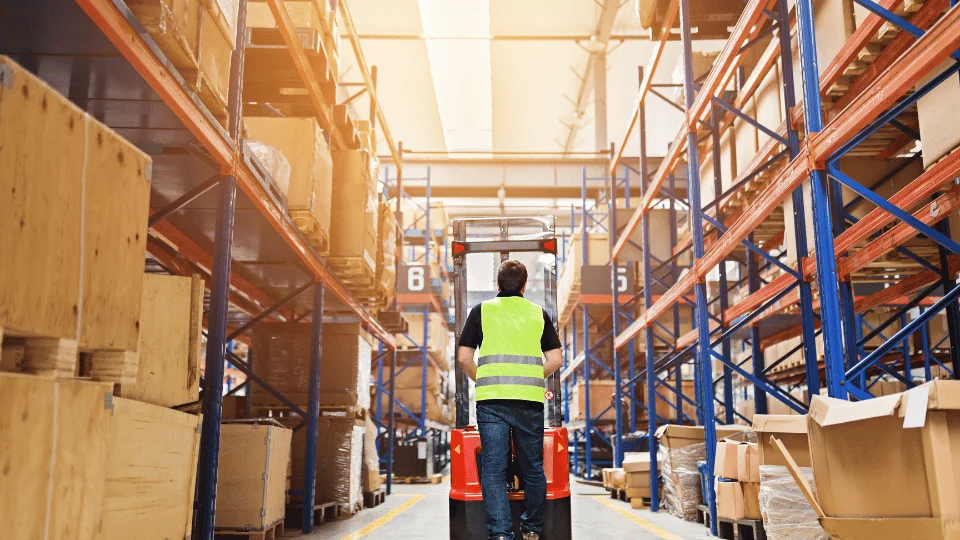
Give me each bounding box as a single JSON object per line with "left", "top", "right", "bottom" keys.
{"left": 456, "top": 292, "right": 562, "bottom": 352}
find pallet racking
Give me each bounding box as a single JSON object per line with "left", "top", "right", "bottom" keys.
{"left": 0, "top": 0, "right": 407, "bottom": 537}
{"left": 606, "top": 0, "right": 960, "bottom": 533}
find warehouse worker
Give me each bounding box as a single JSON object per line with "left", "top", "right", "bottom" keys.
{"left": 456, "top": 260, "right": 564, "bottom": 540}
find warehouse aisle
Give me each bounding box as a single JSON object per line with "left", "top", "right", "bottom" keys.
{"left": 311, "top": 479, "right": 710, "bottom": 539}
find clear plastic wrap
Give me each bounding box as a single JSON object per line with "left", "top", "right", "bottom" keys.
{"left": 759, "top": 465, "right": 828, "bottom": 540}
{"left": 377, "top": 202, "right": 398, "bottom": 296}
{"left": 249, "top": 323, "right": 371, "bottom": 410}
{"left": 659, "top": 442, "right": 705, "bottom": 520}
{"left": 315, "top": 418, "right": 363, "bottom": 506}
{"left": 247, "top": 140, "right": 292, "bottom": 197}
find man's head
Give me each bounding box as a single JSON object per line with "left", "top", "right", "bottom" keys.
{"left": 497, "top": 260, "right": 528, "bottom": 295}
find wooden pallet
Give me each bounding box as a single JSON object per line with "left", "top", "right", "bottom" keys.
{"left": 214, "top": 520, "right": 284, "bottom": 540}
{"left": 630, "top": 496, "right": 654, "bottom": 510}
{"left": 327, "top": 256, "right": 378, "bottom": 299}
{"left": 393, "top": 473, "right": 443, "bottom": 485}
{"left": 363, "top": 487, "right": 386, "bottom": 509}
{"left": 289, "top": 210, "right": 330, "bottom": 255}
{"left": 0, "top": 328, "right": 138, "bottom": 384}
{"left": 284, "top": 502, "right": 337, "bottom": 529}
{"left": 337, "top": 500, "right": 364, "bottom": 518}
{"left": 696, "top": 504, "right": 767, "bottom": 540}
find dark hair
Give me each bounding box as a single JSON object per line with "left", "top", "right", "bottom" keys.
{"left": 497, "top": 260, "right": 528, "bottom": 294}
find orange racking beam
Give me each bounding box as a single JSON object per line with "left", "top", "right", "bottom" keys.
{"left": 615, "top": 6, "right": 960, "bottom": 349}
{"left": 77, "top": 0, "right": 395, "bottom": 347}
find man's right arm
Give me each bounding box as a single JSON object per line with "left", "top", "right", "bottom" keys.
{"left": 457, "top": 346, "right": 478, "bottom": 381}
{"left": 456, "top": 304, "right": 483, "bottom": 382}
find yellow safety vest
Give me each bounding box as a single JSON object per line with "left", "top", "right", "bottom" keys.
{"left": 476, "top": 296, "right": 545, "bottom": 403}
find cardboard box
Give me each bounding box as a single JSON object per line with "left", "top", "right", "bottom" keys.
{"left": 119, "top": 273, "right": 203, "bottom": 407}
{"left": 215, "top": 421, "right": 292, "bottom": 531}
{"left": 250, "top": 322, "right": 372, "bottom": 409}
{"left": 197, "top": 5, "right": 234, "bottom": 115}
{"left": 753, "top": 414, "right": 810, "bottom": 468}
{"left": 776, "top": 381, "right": 960, "bottom": 539}
{"left": 714, "top": 439, "right": 741, "bottom": 480}
{"left": 570, "top": 380, "right": 616, "bottom": 421}
{"left": 622, "top": 451, "right": 656, "bottom": 473}
{"left": 363, "top": 416, "right": 382, "bottom": 493}
{"left": 716, "top": 480, "right": 744, "bottom": 520}
{"left": 626, "top": 471, "right": 651, "bottom": 489}
{"left": 737, "top": 442, "right": 760, "bottom": 483}
{"left": 917, "top": 60, "right": 960, "bottom": 169}
{"left": 128, "top": 0, "right": 202, "bottom": 70}
{"left": 100, "top": 398, "right": 202, "bottom": 540}
{"left": 330, "top": 150, "right": 379, "bottom": 267}
{"left": 0, "top": 374, "right": 114, "bottom": 540}
{"left": 655, "top": 424, "right": 751, "bottom": 449}
{"left": 289, "top": 416, "right": 364, "bottom": 506}
{"left": 742, "top": 481, "right": 761, "bottom": 520}
{"left": 609, "top": 468, "right": 626, "bottom": 490}
{"left": 203, "top": 0, "right": 241, "bottom": 43}
{"left": 627, "top": 487, "right": 652, "bottom": 499}
{"left": 243, "top": 117, "right": 333, "bottom": 240}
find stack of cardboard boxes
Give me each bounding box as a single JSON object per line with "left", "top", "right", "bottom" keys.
{"left": 713, "top": 439, "right": 761, "bottom": 522}
{"left": 623, "top": 452, "right": 662, "bottom": 509}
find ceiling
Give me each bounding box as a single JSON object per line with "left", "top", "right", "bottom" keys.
{"left": 340, "top": 0, "right": 726, "bottom": 162}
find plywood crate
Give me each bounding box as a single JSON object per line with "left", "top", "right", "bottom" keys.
{"left": 195, "top": 2, "right": 235, "bottom": 123}
{"left": 100, "top": 398, "right": 202, "bottom": 540}
{"left": 203, "top": 0, "right": 241, "bottom": 43}
{"left": 0, "top": 56, "right": 151, "bottom": 380}
{"left": 216, "top": 421, "right": 292, "bottom": 532}
{"left": 244, "top": 116, "right": 333, "bottom": 253}
{"left": 128, "top": 0, "right": 202, "bottom": 72}
{"left": 118, "top": 273, "right": 204, "bottom": 407}
{"left": 0, "top": 373, "right": 114, "bottom": 540}
{"left": 250, "top": 322, "right": 372, "bottom": 411}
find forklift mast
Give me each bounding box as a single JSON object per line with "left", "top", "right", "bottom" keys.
{"left": 450, "top": 216, "right": 563, "bottom": 426}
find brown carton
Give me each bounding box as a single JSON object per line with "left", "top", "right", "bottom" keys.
{"left": 752, "top": 414, "right": 810, "bottom": 467}
{"left": 715, "top": 480, "right": 744, "bottom": 520}
{"left": 742, "top": 481, "right": 761, "bottom": 520}
{"left": 714, "top": 439, "right": 740, "bottom": 480}
{"left": 736, "top": 443, "right": 760, "bottom": 483}
{"left": 775, "top": 381, "right": 960, "bottom": 539}
{"left": 622, "top": 452, "right": 656, "bottom": 473}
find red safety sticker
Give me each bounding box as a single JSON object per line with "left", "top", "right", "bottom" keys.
{"left": 545, "top": 390, "right": 555, "bottom": 400}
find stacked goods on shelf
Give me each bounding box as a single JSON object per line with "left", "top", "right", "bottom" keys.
{"left": 249, "top": 322, "right": 372, "bottom": 413}
{"left": 396, "top": 311, "right": 450, "bottom": 369}
{"left": 0, "top": 56, "right": 151, "bottom": 383}
{"left": 100, "top": 398, "right": 202, "bottom": 540}
{"left": 613, "top": 206, "right": 687, "bottom": 266}
{"left": 656, "top": 424, "right": 750, "bottom": 520}
{"left": 215, "top": 420, "right": 293, "bottom": 535}
{"left": 363, "top": 416, "right": 383, "bottom": 493}
{"left": 636, "top": 379, "right": 698, "bottom": 423}
{"left": 129, "top": 0, "right": 239, "bottom": 125}
{"left": 569, "top": 380, "right": 616, "bottom": 422}
{"left": 775, "top": 381, "right": 960, "bottom": 538}
{"left": 752, "top": 415, "right": 828, "bottom": 540}
{"left": 329, "top": 149, "right": 381, "bottom": 301}
{"left": 916, "top": 61, "right": 960, "bottom": 170}
{"left": 377, "top": 200, "right": 399, "bottom": 307}
{"left": 713, "top": 439, "right": 761, "bottom": 521}
{"left": 244, "top": 116, "right": 334, "bottom": 252}
{"left": 623, "top": 452, "right": 661, "bottom": 508}
{"left": 390, "top": 360, "right": 451, "bottom": 424}
{"left": 289, "top": 415, "right": 365, "bottom": 511}
{"left": 244, "top": 0, "right": 339, "bottom": 105}
{"left": 558, "top": 232, "right": 611, "bottom": 324}
{"left": 117, "top": 273, "right": 204, "bottom": 407}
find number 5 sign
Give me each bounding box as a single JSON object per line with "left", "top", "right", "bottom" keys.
{"left": 399, "top": 264, "right": 432, "bottom": 294}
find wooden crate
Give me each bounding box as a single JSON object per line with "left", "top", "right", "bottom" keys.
{"left": 100, "top": 398, "right": 202, "bottom": 540}
{"left": 128, "top": 0, "right": 202, "bottom": 72}
{"left": 194, "top": 5, "right": 234, "bottom": 124}
{"left": 216, "top": 421, "right": 292, "bottom": 532}
{"left": 0, "top": 56, "right": 151, "bottom": 375}
{"left": 0, "top": 373, "right": 115, "bottom": 540}
{"left": 118, "top": 273, "right": 204, "bottom": 407}
{"left": 330, "top": 150, "right": 379, "bottom": 259}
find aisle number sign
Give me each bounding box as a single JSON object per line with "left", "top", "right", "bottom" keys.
{"left": 399, "top": 264, "right": 433, "bottom": 294}
{"left": 581, "top": 265, "right": 635, "bottom": 297}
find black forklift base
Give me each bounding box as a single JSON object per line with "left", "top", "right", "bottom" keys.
{"left": 449, "top": 497, "right": 572, "bottom": 540}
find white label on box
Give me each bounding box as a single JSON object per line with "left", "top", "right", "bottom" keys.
{"left": 417, "top": 441, "right": 427, "bottom": 459}
{"left": 902, "top": 385, "right": 930, "bottom": 429}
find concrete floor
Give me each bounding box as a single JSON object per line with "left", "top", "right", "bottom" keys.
{"left": 303, "top": 478, "right": 711, "bottom": 539}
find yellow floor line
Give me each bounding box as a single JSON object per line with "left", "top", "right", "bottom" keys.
{"left": 596, "top": 496, "right": 686, "bottom": 540}
{"left": 339, "top": 494, "right": 426, "bottom": 540}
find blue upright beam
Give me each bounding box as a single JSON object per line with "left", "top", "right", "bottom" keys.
{"left": 710, "top": 104, "right": 735, "bottom": 424}
{"left": 301, "top": 284, "right": 325, "bottom": 533}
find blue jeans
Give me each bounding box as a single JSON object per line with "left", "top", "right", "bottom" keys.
{"left": 476, "top": 399, "right": 546, "bottom": 540}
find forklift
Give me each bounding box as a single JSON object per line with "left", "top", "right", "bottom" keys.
{"left": 448, "top": 217, "right": 572, "bottom": 540}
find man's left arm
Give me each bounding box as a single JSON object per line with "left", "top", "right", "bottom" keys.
{"left": 541, "top": 309, "right": 564, "bottom": 377}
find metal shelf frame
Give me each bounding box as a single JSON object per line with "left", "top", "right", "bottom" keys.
{"left": 5, "top": 0, "right": 408, "bottom": 537}
{"left": 609, "top": 0, "right": 960, "bottom": 533}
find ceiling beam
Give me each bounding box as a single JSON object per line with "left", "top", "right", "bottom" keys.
{"left": 562, "top": 0, "right": 621, "bottom": 153}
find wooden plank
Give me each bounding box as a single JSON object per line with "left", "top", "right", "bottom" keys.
{"left": 100, "top": 397, "right": 202, "bottom": 540}
{"left": 0, "top": 373, "right": 114, "bottom": 540}
{"left": 118, "top": 273, "right": 204, "bottom": 407}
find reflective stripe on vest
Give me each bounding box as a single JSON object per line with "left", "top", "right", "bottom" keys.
{"left": 476, "top": 296, "right": 545, "bottom": 403}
